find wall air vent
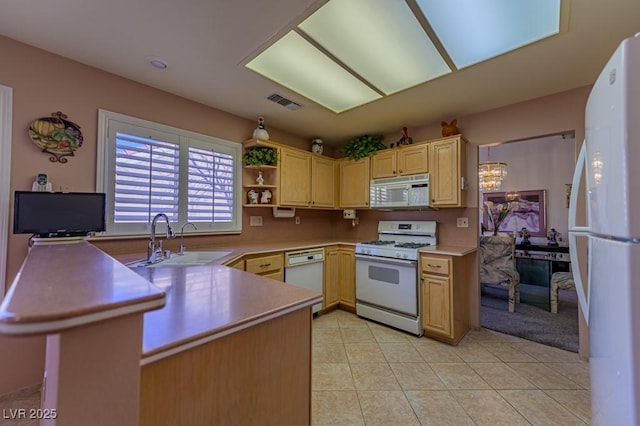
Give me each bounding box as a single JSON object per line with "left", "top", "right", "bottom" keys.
{"left": 266, "top": 93, "right": 301, "bottom": 110}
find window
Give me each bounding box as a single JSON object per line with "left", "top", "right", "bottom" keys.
{"left": 97, "top": 110, "right": 242, "bottom": 235}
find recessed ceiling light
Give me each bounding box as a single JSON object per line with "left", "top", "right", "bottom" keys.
{"left": 148, "top": 57, "right": 168, "bottom": 70}
{"left": 298, "top": 0, "right": 450, "bottom": 96}
{"left": 246, "top": 0, "right": 562, "bottom": 112}
{"left": 416, "top": 0, "right": 561, "bottom": 69}
{"left": 247, "top": 31, "right": 382, "bottom": 113}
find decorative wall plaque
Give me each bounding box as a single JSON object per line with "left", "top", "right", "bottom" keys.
{"left": 28, "top": 111, "right": 83, "bottom": 163}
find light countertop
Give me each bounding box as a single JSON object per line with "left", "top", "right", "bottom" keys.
{"left": 117, "top": 239, "right": 477, "bottom": 266}
{"left": 0, "top": 238, "right": 475, "bottom": 356}
{"left": 134, "top": 265, "right": 321, "bottom": 363}
{"left": 0, "top": 242, "right": 165, "bottom": 335}
{"left": 419, "top": 245, "right": 477, "bottom": 257}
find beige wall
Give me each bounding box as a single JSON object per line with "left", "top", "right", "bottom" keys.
{"left": 0, "top": 34, "right": 591, "bottom": 394}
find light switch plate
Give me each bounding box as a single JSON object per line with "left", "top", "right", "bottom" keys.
{"left": 250, "top": 216, "right": 263, "bottom": 226}
{"left": 457, "top": 217, "right": 469, "bottom": 228}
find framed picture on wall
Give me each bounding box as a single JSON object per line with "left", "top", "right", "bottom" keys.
{"left": 482, "top": 189, "right": 546, "bottom": 237}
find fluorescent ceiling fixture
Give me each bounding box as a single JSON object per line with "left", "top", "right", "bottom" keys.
{"left": 246, "top": 31, "right": 381, "bottom": 113}
{"left": 298, "top": 0, "right": 451, "bottom": 95}
{"left": 416, "top": 0, "right": 561, "bottom": 69}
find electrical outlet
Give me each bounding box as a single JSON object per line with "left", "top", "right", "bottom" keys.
{"left": 295, "top": 216, "right": 300, "bottom": 225}
{"left": 457, "top": 217, "right": 469, "bottom": 228}
{"left": 250, "top": 216, "right": 263, "bottom": 226}
{"left": 343, "top": 209, "right": 356, "bottom": 219}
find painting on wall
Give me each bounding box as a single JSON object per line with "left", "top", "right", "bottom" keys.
{"left": 482, "top": 190, "right": 546, "bottom": 237}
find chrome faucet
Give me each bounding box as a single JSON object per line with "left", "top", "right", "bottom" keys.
{"left": 179, "top": 222, "right": 198, "bottom": 255}
{"left": 147, "top": 213, "right": 175, "bottom": 264}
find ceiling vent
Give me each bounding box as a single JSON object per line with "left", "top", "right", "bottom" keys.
{"left": 266, "top": 93, "right": 301, "bottom": 110}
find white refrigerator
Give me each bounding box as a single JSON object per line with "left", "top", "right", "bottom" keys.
{"left": 569, "top": 33, "right": 640, "bottom": 425}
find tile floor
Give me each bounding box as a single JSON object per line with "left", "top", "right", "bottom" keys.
{"left": 0, "top": 384, "right": 40, "bottom": 426}
{"left": 312, "top": 309, "right": 591, "bottom": 425}
{"left": 0, "top": 309, "right": 590, "bottom": 425}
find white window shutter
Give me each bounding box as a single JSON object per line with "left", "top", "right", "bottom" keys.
{"left": 187, "top": 146, "right": 235, "bottom": 223}
{"left": 114, "top": 133, "right": 179, "bottom": 223}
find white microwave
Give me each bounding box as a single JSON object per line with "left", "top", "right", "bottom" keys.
{"left": 370, "top": 174, "right": 430, "bottom": 209}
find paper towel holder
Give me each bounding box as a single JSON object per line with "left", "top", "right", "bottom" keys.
{"left": 272, "top": 207, "right": 295, "bottom": 218}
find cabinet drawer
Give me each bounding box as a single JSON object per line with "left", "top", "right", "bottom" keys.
{"left": 245, "top": 254, "right": 283, "bottom": 274}
{"left": 422, "top": 256, "right": 451, "bottom": 275}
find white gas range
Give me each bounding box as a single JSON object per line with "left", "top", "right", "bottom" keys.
{"left": 355, "top": 221, "right": 437, "bottom": 335}
{"left": 355, "top": 221, "right": 436, "bottom": 261}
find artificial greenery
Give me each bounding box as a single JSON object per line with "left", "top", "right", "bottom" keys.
{"left": 243, "top": 147, "right": 278, "bottom": 166}
{"left": 342, "top": 134, "right": 385, "bottom": 160}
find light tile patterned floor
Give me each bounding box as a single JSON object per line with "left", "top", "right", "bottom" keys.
{"left": 0, "top": 309, "right": 590, "bottom": 425}
{"left": 312, "top": 309, "right": 591, "bottom": 425}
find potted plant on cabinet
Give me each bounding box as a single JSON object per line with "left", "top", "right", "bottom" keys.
{"left": 243, "top": 147, "right": 278, "bottom": 167}
{"left": 342, "top": 134, "right": 385, "bottom": 160}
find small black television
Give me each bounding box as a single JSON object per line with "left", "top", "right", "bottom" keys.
{"left": 13, "top": 191, "right": 106, "bottom": 238}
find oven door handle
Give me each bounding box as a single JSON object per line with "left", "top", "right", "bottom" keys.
{"left": 355, "top": 254, "right": 417, "bottom": 266}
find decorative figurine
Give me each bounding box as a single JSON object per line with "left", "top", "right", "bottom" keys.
{"left": 260, "top": 189, "right": 272, "bottom": 204}
{"left": 547, "top": 228, "right": 560, "bottom": 246}
{"left": 311, "top": 138, "right": 324, "bottom": 154}
{"left": 256, "top": 170, "right": 264, "bottom": 185}
{"left": 518, "top": 227, "right": 532, "bottom": 245}
{"left": 248, "top": 189, "right": 259, "bottom": 204}
{"left": 252, "top": 116, "right": 270, "bottom": 140}
{"left": 392, "top": 127, "right": 413, "bottom": 147}
{"left": 441, "top": 119, "right": 459, "bottom": 137}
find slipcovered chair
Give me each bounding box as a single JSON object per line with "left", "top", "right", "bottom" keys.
{"left": 550, "top": 271, "right": 576, "bottom": 313}
{"left": 480, "top": 235, "right": 520, "bottom": 312}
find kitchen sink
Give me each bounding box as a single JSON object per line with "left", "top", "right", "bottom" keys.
{"left": 128, "top": 250, "right": 232, "bottom": 268}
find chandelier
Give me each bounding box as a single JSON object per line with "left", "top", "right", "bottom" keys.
{"left": 478, "top": 161, "right": 508, "bottom": 192}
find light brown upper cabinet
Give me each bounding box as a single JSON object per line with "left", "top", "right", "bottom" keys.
{"left": 429, "top": 136, "right": 467, "bottom": 207}
{"left": 279, "top": 147, "right": 336, "bottom": 208}
{"left": 371, "top": 144, "right": 428, "bottom": 179}
{"left": 279, "top": 147, "right": 312, "bottom": 207}
{"left": 311, "top": 156, "right": 336, "bottom": 208}
{"left": 339, "top": 157, "right": 370, "bottom": 208}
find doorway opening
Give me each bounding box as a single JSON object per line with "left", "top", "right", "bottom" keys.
{"left": 478, "top": 133, "right": 579, "bottom": 352}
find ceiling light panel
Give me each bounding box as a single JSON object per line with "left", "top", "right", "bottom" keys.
{"left": 246, "top": 31, "right": 381, "bottom": 113}
{"left": 416, "top": 0, "right": 561, "bottom": 69}
{"left": 299, "top": 0, "right": 451, "bottom": 95}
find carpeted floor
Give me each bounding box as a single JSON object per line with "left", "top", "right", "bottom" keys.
{"left": 481, "top": 286, "right": 579, "bottom": 353}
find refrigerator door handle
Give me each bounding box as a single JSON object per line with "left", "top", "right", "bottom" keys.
{"left": 568, "top": 141, "right": 590, "bottom": 323}
{"left": 568, "top": 231, "right": 590, "bottom": 324}
{"left": 568, "top": 142, "right": 590, "bottom": 232}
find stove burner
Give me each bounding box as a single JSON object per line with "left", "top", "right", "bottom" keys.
{"left": 394, "top": 242, "right": 432, "bottom": 249}
{"left": 360, "top": 240, "right": 396, "bottom": 245}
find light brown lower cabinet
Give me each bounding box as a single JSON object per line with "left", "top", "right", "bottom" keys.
{"left": 323, "top": 246, "right": 340, "bottom": 309}
{"left": 244, "top": 252, "right": 284, "bottom": 281}
{"left": 227, "top": 257, "right": 245, "bottom": 270}
{"left": 322, "top": 245, "right": 355, "bottom": 312}
{"left": 338, "top": 246, "right": 355, "bottom": 311}
{"left": 139, "top": 308, "right": 311, "bottom": 425}
{"left": 420, "top": 253, "right": 471, "bottom": 345}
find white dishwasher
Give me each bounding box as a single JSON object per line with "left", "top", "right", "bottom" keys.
{"left": 284, "top": 248, "right": 324, "bottom": 314}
